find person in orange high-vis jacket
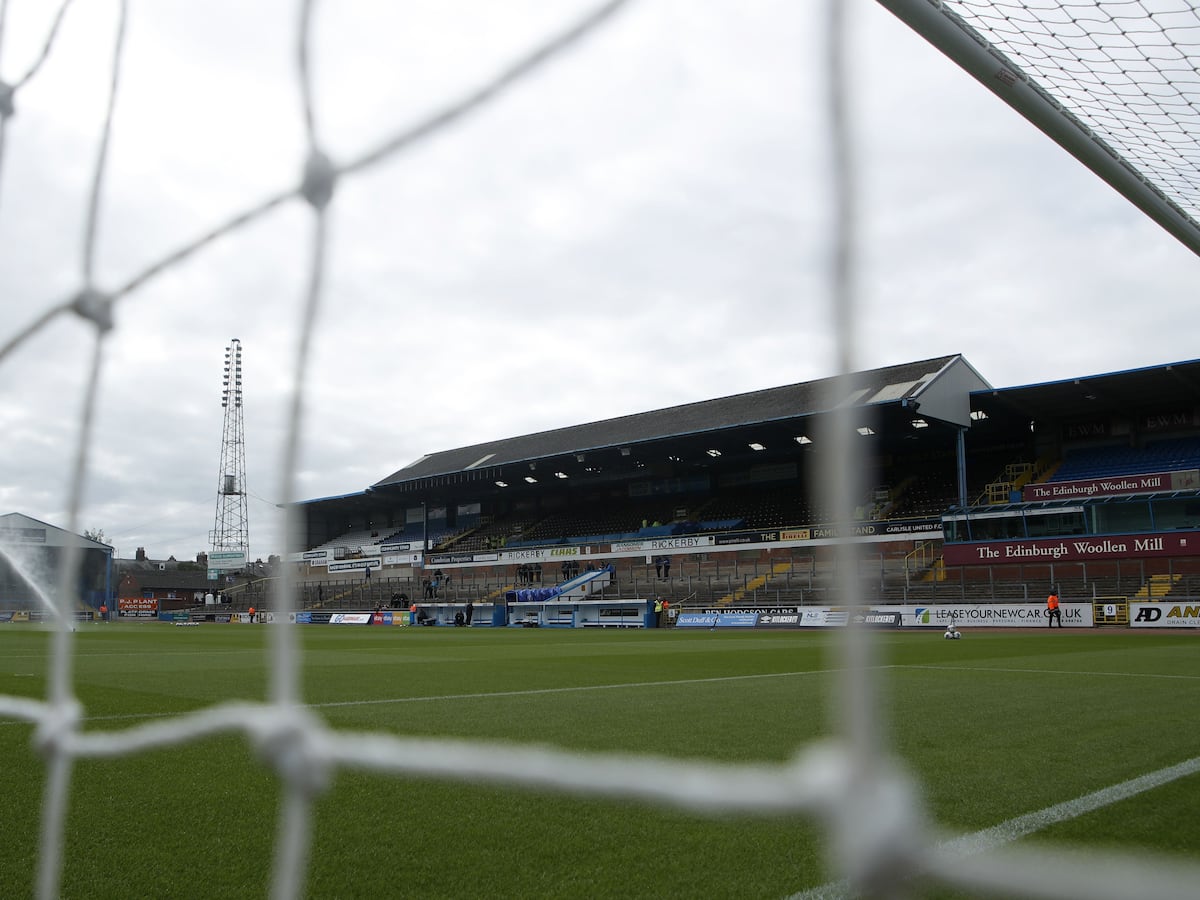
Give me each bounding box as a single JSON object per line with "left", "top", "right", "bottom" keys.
{"left": 1046, "top": 590, "right": 1061, "bottom": 628}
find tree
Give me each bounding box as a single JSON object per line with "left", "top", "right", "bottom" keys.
{"left": 83, "top": 528, "right": 107, "bottom": 544}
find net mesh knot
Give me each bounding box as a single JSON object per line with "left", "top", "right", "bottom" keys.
{"left": 69, "top": 287, "right": 114, "bottom": 333}
{"left": 300, "top": 150, "right": 337, "bottom": 211}
{"left": 251, "top": 706, "right": 331, "bottom": 797}
{"left": 34, "top": 700, "right": 82, "bottom": 758}
{"left": 797, "top": 740, "right": 928, "bottom": 896}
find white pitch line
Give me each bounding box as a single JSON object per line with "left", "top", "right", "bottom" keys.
{"left": 939, "top": 756, "right": 1200, "bottom": 857}
{"left": 898, "top": 663, "right": 1200, "bottom": 682}
{"left": 0, "top": 668, "right": 845, "bottom": 726}
{"left": 312, "top": 667, "right": 844, "bottom": 708}
{"left": 789, "top": 755, "right": 1200, "bottom": 900}
{"left": 2, "top": 649, "right": 266, "bottom": 661}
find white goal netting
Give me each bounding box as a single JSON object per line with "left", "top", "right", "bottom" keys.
{"left": 2, "top": 1, "right": 1199, "bottom": 898}
{"left": 882, "top": 0, "right": 1200, "bottom": 255}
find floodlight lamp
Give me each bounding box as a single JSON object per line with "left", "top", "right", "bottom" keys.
{"left": 706, "top": 449, "right": 721, "bottom": 457}
{"left": 749, "top": 442, "right": 765, "bottom": 451}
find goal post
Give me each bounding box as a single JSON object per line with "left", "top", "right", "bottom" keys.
{"left": 876, "top": 0, "right": 1200, "bottom": 258}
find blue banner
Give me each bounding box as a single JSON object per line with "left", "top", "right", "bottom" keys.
{"left": 676, "top": 612, "right": 759, "bottom": 629}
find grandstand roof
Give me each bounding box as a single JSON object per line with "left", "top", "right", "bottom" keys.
{"left": 373, "top": 355, "right": 981, "bottom": 491}
{"left": 0, "top": 513, "right": 111, "bottom": 550}
{"left": 969, "top": 358, "right": 1200, "bottom": 430}
{"left": 298, "top": 356, "right": 1200, "bottom": 522}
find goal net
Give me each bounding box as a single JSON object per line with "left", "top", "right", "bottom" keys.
{"left": 1, "top": 1, "right": 1198, "bottom": 898}
{"left": 880, "top": 0, "right": 1200, "bottom": 256}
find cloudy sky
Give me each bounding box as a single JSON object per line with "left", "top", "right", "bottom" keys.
{"left": 1, "top": 0, "right": 1197, "bottom": 563}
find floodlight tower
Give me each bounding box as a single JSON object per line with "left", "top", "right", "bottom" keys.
{"left": 211, "top": 339, "right": 250, "bottom": 556}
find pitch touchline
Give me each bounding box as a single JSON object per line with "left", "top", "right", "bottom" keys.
{"left": 788, "top": 755, "right": 1200, "bottom": 900}
{"left": 898, "top": 664, "right": 1200, "bottom": 681}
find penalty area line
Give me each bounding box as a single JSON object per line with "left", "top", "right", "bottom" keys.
{"left": 788, "top": 755, "right": 1200, "bottom": 900}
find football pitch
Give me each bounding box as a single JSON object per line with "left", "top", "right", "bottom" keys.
{"left": 1, "top": 625, "right": 1198, "bottom": 898}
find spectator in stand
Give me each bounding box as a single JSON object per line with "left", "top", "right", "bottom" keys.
{"left": 422, "top": 577, "right": 433, "bottom": 599}
{"left": 655, "top": 556, "right": 664, "bottom": 579}
{"left": 662, "top": 556, "right": 671, "bottom": 579}
{"left": 561, "top": 559, "right": 571, "bottom": 581}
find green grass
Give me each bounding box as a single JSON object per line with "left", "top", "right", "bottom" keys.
{"left": 1, "top": 625, "right": 1198, "bottom": 898}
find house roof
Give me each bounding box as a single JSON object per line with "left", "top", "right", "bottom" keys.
{"left": 118, "top": 568, "right": 217, "bottom": 592}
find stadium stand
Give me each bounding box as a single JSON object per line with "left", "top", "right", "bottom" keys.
{"left": 265, "top": 356, "right": 1200, "bottom": 614}
{"left": 1050, "top": 436, "right": 1200, "bottom": 481}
